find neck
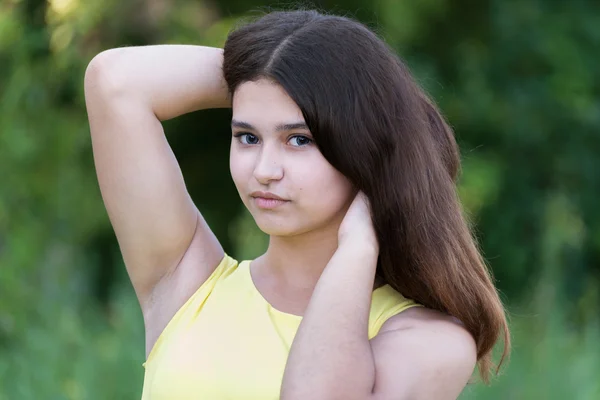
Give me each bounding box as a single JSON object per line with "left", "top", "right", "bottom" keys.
{"left": 253, "top": 221, "right": 385, "bottom": 292}
{"left": 254, "top": 220, "right": 340, "bottom": 290}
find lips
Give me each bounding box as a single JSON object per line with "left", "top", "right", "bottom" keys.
{"left": 250, "top": 191, "right": 287, "bottom": 201}
{"left": 250, "top": 191, "right": 289, "bottom": 209}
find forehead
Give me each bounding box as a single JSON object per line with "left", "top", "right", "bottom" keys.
{"left": 232, "top": 79, "right": 305, "bottom": 128}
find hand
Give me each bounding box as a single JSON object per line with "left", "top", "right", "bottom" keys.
{"left": 338, "top": 191, "right": 379, "bottom": 254}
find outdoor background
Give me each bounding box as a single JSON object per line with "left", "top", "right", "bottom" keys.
{"left": 1, "top": 0, "right": 599, "bottom": 398}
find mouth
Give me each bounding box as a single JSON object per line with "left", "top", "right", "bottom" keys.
{"left": 251, "top": 196, "right": 289, "bottom": 209}
{"left": 250, "top": 191, "right": 287, "bottom": 200}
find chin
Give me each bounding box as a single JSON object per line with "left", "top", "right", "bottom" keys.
{"left": 255, "top": 222, "right": 300, "bottom": 237}
{"left": 253, "top": 216, "right": 311, "bottom": 237}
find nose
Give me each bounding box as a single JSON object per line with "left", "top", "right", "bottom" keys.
{"left": 253, "top": 146, "right": 284, "bottom": 185}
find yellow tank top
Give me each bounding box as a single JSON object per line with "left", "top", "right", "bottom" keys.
{"left": 141, "top": 253, "right": 420, "bottom": 399}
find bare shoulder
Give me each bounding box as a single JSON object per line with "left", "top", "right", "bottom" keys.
{"left": 379, "top": 306, "right": 468, "bottom": 332}
{"left": 370, "top": 307, "right": 477, "bottom": 399}
{"left": 378, "top": 306, "right": 477, "bottom": 363}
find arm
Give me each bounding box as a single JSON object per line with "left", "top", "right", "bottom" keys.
{"left": 369, "top": 311, "right": 477, "bottom": 399}
{"left": 280, "top": 194, "right": 477, "bottom": 400}
{"left": 86, "top": 45, "right": 231, "bottom": 120}
{"left": 280, "top": 243, "right": 378, "bottom": 399}
{"left": 83, "top": 45, "right": 229, "bottom": 315}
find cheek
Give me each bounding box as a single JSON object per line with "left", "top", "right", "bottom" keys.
{"left": 229, "top": 150, "right": 250, "bottom": 195}
{"left": 294, "top": 159, "right": 353, "bottom": 213}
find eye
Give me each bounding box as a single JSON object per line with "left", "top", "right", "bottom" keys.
{"left": 234, "top": 132, "right": 259, "bottom": 145}
{"left": 289, "top": 135, "right": 313, "bottom": 147}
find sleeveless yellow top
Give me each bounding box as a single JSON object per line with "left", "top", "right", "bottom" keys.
{"left": 141, "top": 253, "right": 419, "bottom": 400}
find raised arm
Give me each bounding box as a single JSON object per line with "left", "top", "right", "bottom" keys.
{"left": 84, "top": 45, "right": 230, "bottom": 318}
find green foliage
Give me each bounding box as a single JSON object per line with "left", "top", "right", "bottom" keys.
{"left": 1, "top": 0, "right": 599, "bottom": 398}
{"left": 462, "top": 307, "right": 600, "bottom": 399}
{"left": 0, "top": 284, "right": 144, "bottom": 399}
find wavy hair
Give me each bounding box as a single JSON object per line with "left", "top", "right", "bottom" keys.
{"left": 222, "top": 8, "right": 510, "bottom": 383}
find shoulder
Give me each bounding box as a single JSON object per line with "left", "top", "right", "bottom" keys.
{"left": 378, "top": 307, "right": 477, "bottom": 369}
{"left": 370, "top": 307, "right": 477, "bottom": 399}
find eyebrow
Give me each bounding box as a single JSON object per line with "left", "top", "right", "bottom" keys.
{"left": 231, "top": 119, "right": 309, "bottom": 132}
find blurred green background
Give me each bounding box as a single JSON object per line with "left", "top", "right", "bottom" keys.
{"left": 1, "top": 0, "right": 599, "bottom": 398}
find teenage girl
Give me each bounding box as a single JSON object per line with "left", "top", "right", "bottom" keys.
{"left": 84, "top": 9, "right": 509, "bottom": 400}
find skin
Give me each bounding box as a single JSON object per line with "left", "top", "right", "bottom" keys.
{"left": 230, "top": 78, "right": 477, "bottom": 400}
{"left": 85, "top": 45, "right": 478, "bottom": 399}
{"left": 230, "top": 78, "right": 358, "bottom": 310}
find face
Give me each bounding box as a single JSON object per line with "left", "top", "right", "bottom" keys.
{"left": 230, "top": 78, "right": 354, "bottom": 237}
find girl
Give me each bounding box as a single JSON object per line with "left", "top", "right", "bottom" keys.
{"left": 84, "top": 9, "right": 509, "bottom": 400}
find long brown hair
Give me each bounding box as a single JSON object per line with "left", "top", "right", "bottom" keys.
{"left": 222, "top": 8, "right": 510, "bottom": 383}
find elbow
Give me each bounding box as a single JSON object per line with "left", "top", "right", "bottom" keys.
{"left": 84, "top": 48, "right": 130, "bottom": 101}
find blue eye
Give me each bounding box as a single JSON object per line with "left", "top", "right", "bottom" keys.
{"left": 289, "top": 135, "right": 312, "bottom": 147}
{"left": 234, "top": 133, "right": 259, "bottom": 145}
